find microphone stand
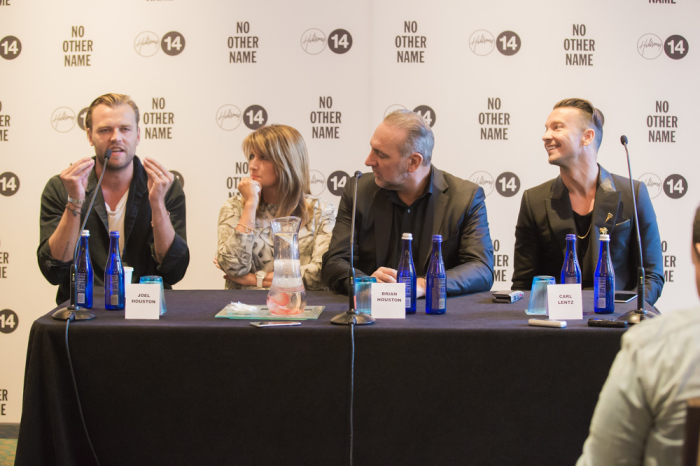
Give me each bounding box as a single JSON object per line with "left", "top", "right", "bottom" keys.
{"left": 53, "top": 150, "right": 112, "bottom": 321}
{"left": 616, "top": 137, "right": 660, "bottom": 324}
{"left": 332, "top": 172, "right": 374, "bottom": 325}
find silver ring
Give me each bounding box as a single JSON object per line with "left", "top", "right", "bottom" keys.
{"left": 157, "top": 172, "right": 163, "bottom": 176}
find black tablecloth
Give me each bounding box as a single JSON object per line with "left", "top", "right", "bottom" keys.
{"left": 16, "top": 290, "right": 642, "bottom": 465}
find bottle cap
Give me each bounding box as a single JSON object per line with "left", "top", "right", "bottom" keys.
{"left": 81, "top": 230, "right": 90, "bottom": 236}
{"left": 566, "top": 234, "right": 577, "bottom": 240}
{"left": 401, "top": 233, "right": 413, "bottom": 240}
{"left": 432, "top": 235, "right": 442, "bottom": 241}
{"left": 109, "top": 230, "right": 120, "bottom": 238}
{"left": 600, "top": 234, "right": 610, "bottom": 241}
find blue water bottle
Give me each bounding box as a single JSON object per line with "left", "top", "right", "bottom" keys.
{"left": 425, "top": 235, "right": 446, "bottom": 314}
{"left": 76, "top": 230, "right": 93, "bottom": 309}
{"left": 594, "top": 234, "right": 615, "bottom": 314}
{"left": 560, "top": 234, "right": 582, "bottom": 284}
{"left": 397, "top": 233, "right": 416, "bottom": 314}
{"left": 105, "top": 231, "right": 125, "bottom": 310}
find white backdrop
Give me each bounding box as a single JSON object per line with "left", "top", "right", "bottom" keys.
{"left": 1, "top": 0, "right": 697, "bottom": 423}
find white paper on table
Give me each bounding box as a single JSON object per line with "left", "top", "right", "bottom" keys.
{"left": 547, "top": 283, "right": 583, "bottom": 320}
{"left": 370, "top": 283, "right": 407, "bottom": 319}
{"left": 125, "top": 284, "right": 161, "bottom": 320}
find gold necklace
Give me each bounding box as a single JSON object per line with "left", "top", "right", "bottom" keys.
{"left": 577, "top": 222, "right": 592, "bottom": 239}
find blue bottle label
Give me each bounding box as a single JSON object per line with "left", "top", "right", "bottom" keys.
{"left": 77, "top": 274, "right": 86, "bottom": 304}
{"left": 596, "top": 277, "right": 606, "bottom": 307}
{"left": 107, "top": 273, "right": 121, "bottom": 304}
{"left": 399, "top": 277, "right": 412, "bottom": 307}
{"left": 431, "top": 278, "right": 446, "bottom": 309}
{"left": 564, "top": 277, "right": 578, "bottom": 284}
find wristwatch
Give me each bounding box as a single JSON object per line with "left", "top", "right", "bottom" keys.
{"left": 256, "top": 270, "right": 266, "bottom": 288}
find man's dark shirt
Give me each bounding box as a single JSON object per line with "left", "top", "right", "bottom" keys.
{"left": 385, "top": 171, "right": 433, "bottom": 272}
{"left": 37, "top": 156, "right": 190, "bottom": 304}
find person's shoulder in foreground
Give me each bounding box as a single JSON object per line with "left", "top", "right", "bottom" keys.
{"left": 577, "top": 204, "right": 700, "bottom": 466}
{"left": 577, "top": 306, "right": 700, "bottom": 466}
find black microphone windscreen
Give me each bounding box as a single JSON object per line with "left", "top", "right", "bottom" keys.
{"left": 620, "top": 135, "right": 628, "bottom": 145}
{"left": 354, "top": 171, "right": 362, "bottom": 178}
{"left": 104, "top": 149, "right": 112, "bottom": 159}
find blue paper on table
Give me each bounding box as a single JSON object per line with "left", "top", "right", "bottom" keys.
{"left": 215, "top": 304, "right": 325, "bottom": 320}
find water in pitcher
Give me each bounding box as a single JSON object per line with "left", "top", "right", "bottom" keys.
{"left": 267, "top": 227, "right": 307, "bottom": 315}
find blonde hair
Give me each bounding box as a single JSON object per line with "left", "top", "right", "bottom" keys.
{"left": 85, "top": 93, "right": 139, "bottom": 130}
{"left": 242, "top": 125, "right": 311, "bottom": 225}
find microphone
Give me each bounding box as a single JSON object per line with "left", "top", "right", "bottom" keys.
{"left": 331, "top": 171, "right": 375, "bottom": 325}
{"left": 617, "top": 137, "right": 659, "bottom": 324}
{"left": 53, "top": 149, "right": 112, "bottom": 321}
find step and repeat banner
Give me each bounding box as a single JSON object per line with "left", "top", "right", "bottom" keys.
{"left": 1, "top": 0, "right": 697, "bottom": 422}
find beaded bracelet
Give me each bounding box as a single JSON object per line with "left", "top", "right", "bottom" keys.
{"left": 66, "top": 204, "right": 81, "bottom": 217}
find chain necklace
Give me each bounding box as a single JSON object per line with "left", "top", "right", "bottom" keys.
{"left": 577, "top": 222, "right": 592, "bottom": 239}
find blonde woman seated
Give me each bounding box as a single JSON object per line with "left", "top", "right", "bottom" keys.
{"left": 216, "top": 125, "right": 335, "bottom": 290}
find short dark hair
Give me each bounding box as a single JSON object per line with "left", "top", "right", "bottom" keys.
{"left": 85, "top": 93, "right": 140, "bottom": 130}
{"left": 554, "top": 98, "right": 604, "bottom": 150}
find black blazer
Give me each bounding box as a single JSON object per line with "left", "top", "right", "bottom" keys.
{"left": 322, "top": 167, "right": 494, "bottom": 295}
{"left": 512, "top": 165, "right": 664, "bottom": 304}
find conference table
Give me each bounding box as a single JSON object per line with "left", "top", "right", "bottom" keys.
{"left": 15, "top": 289, "right": 649, "bottom": 465}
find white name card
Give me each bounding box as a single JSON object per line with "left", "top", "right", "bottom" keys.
{"left": 370, "top": 283, "right": 406, "bottom": 319}
{"left": 125, "top": 284, "right": 162, "bottom": 320}
{"left": 547, "top": 284, "right": 583, "bottom": 320}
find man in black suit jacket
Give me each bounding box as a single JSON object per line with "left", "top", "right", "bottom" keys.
{"left": 322, "top": 110, "right": 494, "bottom": 296}
{"left": 512, "top": 98, "right": 663, "bottom": 304}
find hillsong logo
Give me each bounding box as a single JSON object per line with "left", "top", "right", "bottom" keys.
{"left": 216, "top": 105, "right": 242, "bottom": 131}
{"left": 327, "top": 171, "right": 350, "bottom": 197}
{"left": 637, "top": 33, "right": 689, "bottom": 60}
{"left": 51, "top": 107, "right": 76, "bottom": 133}
{"left": 77, "top": 107, "right": 89, "bottom": 131}
{"left": 0, "top": 35, "right": 21, "bottom": 60}
{"left": 135, "top": 32, "right": 160, "bottom": 57}
{"left": 470, "top": 171, "right": 495, "bottom": 196}
{"left": 134, "top": 31, "right": 185, "bottom": 57}
{"left": 0, "top": 309, "right": 18, "bottom": 334}
{"left": 469, "top": 30, "right": 521, "bottom": 56}
{"left": 638, "top": 172, "right": 688, "bottom": 200}
{"left": 495, "top": 172, "right": 520, "bottom": 197}
{"left": 638, "top": 173, "right": 662, "bottom": 199}
{"left": 216, "top": 103, "right": 268, "bottom": 131}
{"left": 470, "top": 171, "right": 520, "bottom": 198}
{"left": 309, "top": 170, "right": 326, "bottom": 197}
{"left": 0, "top": 172, "right": 19, "bottom": 197}
{"left": 300, "top": 28, "right": 353, "bottom": 55}
{"left": 663, "top": 174, "right": 687, "bottom": 199}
